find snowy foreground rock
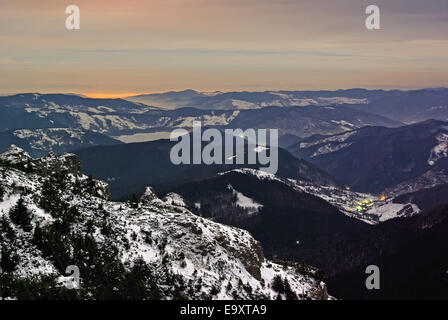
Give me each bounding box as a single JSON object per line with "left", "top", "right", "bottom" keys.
{"left": 0, "top": 146, "right": 330, "bottom": 300}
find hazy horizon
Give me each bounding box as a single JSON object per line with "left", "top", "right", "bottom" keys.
{"left": 3, "top": 86, "right": 448, "bottom": 100}
{"left": 3, "top": 85, "right": 448, "bottom": 100}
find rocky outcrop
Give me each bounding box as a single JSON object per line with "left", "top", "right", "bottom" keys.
{"left": 35, "top": 152, "right": 83, "bottom": 177}
{"left": 140, "top": 186, "right": 164, "bottom": 205}
{"left": 162, "top": 192, "right": 188, "bottom": 207}
{"left": 0, "top": 145, "right": 32, "bottom": 164}
{"left": 58, "top": 153, "right": 83, "bottom": 176}
{"left": 0, "top": 146, "right": 83, "bottom": 177}
{"left": 309, "top": 282, "right": 330, "bottom": 300}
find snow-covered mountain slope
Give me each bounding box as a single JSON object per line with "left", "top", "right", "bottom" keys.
{"left": 288, "top": 119, "right": 448, "bottom": 193}
{"left": 4, "top": 89, "right": 448, "bottom": 143}
{"left": 383, "top": 167, "right": 448, "bottom": 197}
{"left": 285, "top": 177, "right": 419, "bottom": 224}
{"left": 218, "top": 169, "right": 420, "bottom": 224}
{"left": 226, "top": 106, "right": 401, "bottom": 138}
{"left": 127, "top": 88, "right": 448, "bottom": 125}
{"left": 347, "top": 88, "right": 448, "bottom": 123}
{"left": 0, "top": 94, "right": 240, "bottom": 136}
{"left": 0, "top": 93, "right": 400, "bottom": 140}
{"left": 0, "top": 93, "right": 159, "bottom": 135}
{"left": 126, "top": 89, "right": 375, "bottom": 110}
{"left": 391, "top": 183, "right": 448, "bottom": 214}
{"left": 0, "top": 146, "right": 330, "bottom": 300}
{"left": 174, "top": 167, "right": 448, "bottom": 293}
{"left": 0, "top": 128, "right": 122, "bottom": 158}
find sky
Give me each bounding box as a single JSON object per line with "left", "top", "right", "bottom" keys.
{"left": 1, "top": 0, "right": 448, "bottom": 97}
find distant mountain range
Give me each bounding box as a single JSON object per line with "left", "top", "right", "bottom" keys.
{"left": 2, "top": 91, "right": 446, "bottom": 197}
{"left": 287, "top": 119, "right": 448, "bottom": 194}
{"left": 126, "top": 89, "right": 370, "bottom": 110}
{"left": 0, "top": 128, "right": 122, "bottom": 158}
{"left": 0, "top": 92, "right": 404, "bottom": 143}
{"left": 2, "top": 88, "right": 448, "bottom": 138}
{"left": 226, "top": 105, "right": 402, "bottom": 138}
{"left": 0, "top": 93, "right": 160, "bottom": 135}
{"left": 126, "top": 88, "right": 448, "bottom": 124}
{"left": 2, "top": 92, "right": 447, "bottom": 196}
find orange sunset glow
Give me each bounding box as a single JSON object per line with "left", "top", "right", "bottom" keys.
{"left": 83, "top": 93, "right": 146, "bottom": 99}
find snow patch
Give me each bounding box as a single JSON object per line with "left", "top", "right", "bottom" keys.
{"left": 428, "top": 133, "right": 448, "bottom": 165}
{"left": 227, "top": 184, "right": 263, "bottom": 216}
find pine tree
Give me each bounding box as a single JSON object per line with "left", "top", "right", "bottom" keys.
{"left": 9, "top": 197, "right": 32, "bottom": 232}
{"left": 0, "top": 245, "right": 19, "bottom": 272}
{"left": 130, "top": 193, "right": 139, "bottom": 209}
{"left": 39, "top": 179, "right": 69, "bottom": 218}
{"left": 39, "top": 179, "right": 57, "bottom": 212}
{"left": 283, "top": 278, "right": 297, "bottom": 300}
{"left": 272, "top": 275, "right": 285, "bottom": 294}
{"left": 73, "top": 178, "right": 82, "bottom": 195}
{"left": 0, "top": 216, "right": 16, "bottom": 241}
{"left": 25, "top": 159, "right": 33, "bottom": 173}
{"left": 86, "top": 175, "right": 96, "bottom": 194}
{"left": 32, "top": 225, "right": 44, "bottom": 246}
{"left": 0, "top": 183, "right": 4, "bottom": 201}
